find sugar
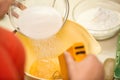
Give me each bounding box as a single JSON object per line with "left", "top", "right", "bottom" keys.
{"left": 17, "top": 6, "right": 63, "bottom": 39}
{"left": 77, "top": 7, "right": 120, "bottom": 30}
{"left": 76, "top": 7, "right": 120, "bottom": 40}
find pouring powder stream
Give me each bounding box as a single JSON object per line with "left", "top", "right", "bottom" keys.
{"left": 31, "top": 35, "right": 64, "bottom": 58}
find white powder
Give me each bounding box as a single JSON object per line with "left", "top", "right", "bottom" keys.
{"left": 17, "top": 6, "right": 63, "bottom": 39}
{"left": 31, "top": 35, "right": 64, "bottom": 58}
{"left": 76, "top": 7, "right": 120, "bottom": 40}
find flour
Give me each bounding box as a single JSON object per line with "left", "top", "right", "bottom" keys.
{"left": 17, "top": 6, "right": 63, "bottom": 39}
{"left": 76, "top": 7, "right": 120, "bottom": 40}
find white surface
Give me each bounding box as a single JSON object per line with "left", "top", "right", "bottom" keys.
{"left": 0, "top": 0, "right": 118, "bottom": 63}
{"left": 0, "top": 15, "right": 14, "bottom": 31}
{"left": 97, "top": 35, "right": 117, "bottom": 62}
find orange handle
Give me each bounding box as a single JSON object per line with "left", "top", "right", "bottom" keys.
{"left": 59, "top": 43, "right": 86, "bottom": 80}
{"left": 67, "top": 43, "right": 86, "bottom": 62}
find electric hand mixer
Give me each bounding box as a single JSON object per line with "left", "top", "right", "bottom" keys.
{"left": 8, "top": 0, "right": 101, "bottom": 80}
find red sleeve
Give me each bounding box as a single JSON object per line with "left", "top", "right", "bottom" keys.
{"left": 0, "top": 46, "right": 20, "bottom": 80}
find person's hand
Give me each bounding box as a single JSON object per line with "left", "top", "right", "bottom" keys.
{"left": 0, "top": 0, "right": 14, "bottom": 19}
{"left": 64, "top": 52, "right": 104, "bottom": 80}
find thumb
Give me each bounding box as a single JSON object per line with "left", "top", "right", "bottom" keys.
{"left": 64, "top": 51, "right": 75, "bottom": 73}
{"left": 64, "top": 51, "right": 74, "bottom": 64}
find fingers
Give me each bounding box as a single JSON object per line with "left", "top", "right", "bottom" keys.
{"left": 14, "top": 1, "right": 27, "bottom": 10}
{"left": 64, "top": 51, "right": 76, "bottom": 74}
{"left": 79, "top": 54, "right": 102, "bottom": 68}
{"left": 81, "top": 54, "right": 99, "bottom": 63}
{"left": 80, "top": 54, "right": 104, "bottom": 80}
{"left": 0, "top": 0, "right": 14, "bottom": 19}
{"left": 64, "top": 51, "right": 74, "bottom": 63}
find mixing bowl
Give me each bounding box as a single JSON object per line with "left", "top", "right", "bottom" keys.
{"left": 72, "top": 0, "right": 120, "bottom": 40}
{"left": 9, "top": 0, "right": 69, "bottom": 38}
{"left": 14, "top": 19, "right": 101, "bottom": 80}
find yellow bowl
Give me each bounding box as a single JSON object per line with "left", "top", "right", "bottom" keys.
{"left": 25, "top": 73, "right": 45, "bottom": 80}
{"left": 16, "top": 20, "right": 101, "bottom": 80}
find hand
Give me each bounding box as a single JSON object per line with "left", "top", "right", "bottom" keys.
{"left": 64, "top": 52, "right": 104, "bottom": 80}
{"left": 0, "top": 0, "right": 14, "bottom": 19}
